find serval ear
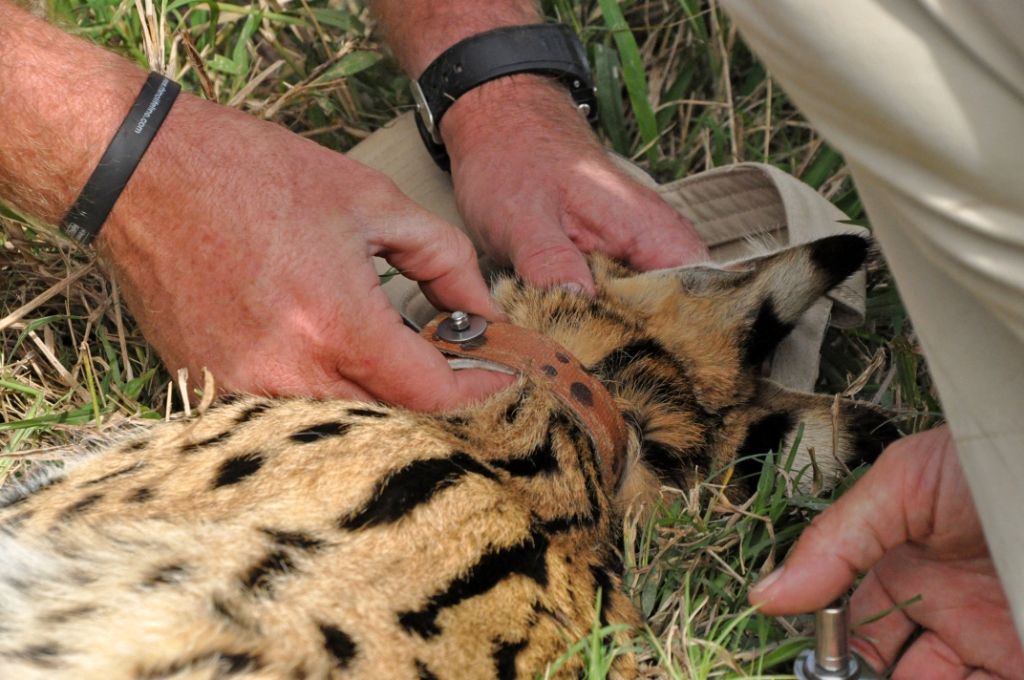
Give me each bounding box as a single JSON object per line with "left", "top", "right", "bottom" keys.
{"left": 602, "top": 234, "right": 869, "bottom": 372}
{"left": 716, "top": 379, "right": 900, "bottom": 493}
{"left": 724, "top": 233, "right": 868, "bottom": 368}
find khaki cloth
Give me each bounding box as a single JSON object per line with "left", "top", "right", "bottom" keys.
{"left": 348, "top": 112, "right": 866, "bottom": 393}
{"left": 722, "top": 0, "right": 1024, "bottom": 640}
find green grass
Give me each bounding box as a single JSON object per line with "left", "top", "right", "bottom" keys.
{"left": 0, "top": 1, "right": 939, "bottom": 677}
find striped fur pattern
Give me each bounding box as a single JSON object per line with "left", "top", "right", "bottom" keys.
{"left": 0, "top": 235, "right": 897, "bottom": 680}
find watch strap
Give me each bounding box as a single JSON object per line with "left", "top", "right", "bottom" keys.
{"left": 412, "top": 24, "right": 598, "bottom": 171}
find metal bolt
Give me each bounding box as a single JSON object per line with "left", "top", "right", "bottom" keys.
{"left": 577, "top": 103, "right": 591, "bottom": 118}
{"left": 795, "top": 599, "right": 880, "bottom": 680}
{"left": 436, "top": 311, "right": 487, "bottom": 343}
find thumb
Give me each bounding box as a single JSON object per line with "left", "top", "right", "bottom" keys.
{"left": 344, "top": 289, "right": 513, "bottom": 411}
{"left": 749, "top": 427, "right": 955, "bottom": 615}
{"left": 508, "top": 224, "right": 596, "bottom": 294}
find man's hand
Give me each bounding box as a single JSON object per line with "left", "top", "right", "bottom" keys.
{"left": 750, "top": 426, "right": 1024, "bottom": 680}
{"left": 442, "top": 75, "right": 710, "bottom": 293}
{"left": 0, "top": 3, "right": 512, "bottom": 410}
{"left": 104, "top": 94, "right": 512, "bottom": 409}
{"left": 371, "top": 0, "right": 710, "bottom": 294}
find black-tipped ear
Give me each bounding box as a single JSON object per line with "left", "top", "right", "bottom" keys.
{"left": 808, "top": 234, "right": 869, "bottom": 291}
{"left": 744, "top": 300, "right": 794, "bottom": 366}
{"left": 838, "top": 400, "right": 901, "bottom": 468}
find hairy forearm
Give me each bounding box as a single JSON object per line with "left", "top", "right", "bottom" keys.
{"left": 368, "top": 0, "right": 580, "bottom": 155}
{"left": 0, "top": 1, "right": 146, "bottom": 223}
{"left": 370, "top": 0, "right": 541, "bottom": 77}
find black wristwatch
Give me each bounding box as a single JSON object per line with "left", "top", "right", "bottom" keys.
{"left": 410, "top": 24, "right": 599, "bottom": 172}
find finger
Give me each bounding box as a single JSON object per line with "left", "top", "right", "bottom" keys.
{"left": 749, "top": 430, "right": 950, "bottom": 615}
{"left": 507, "top": 225, "right": 596, "bottom": 294}
{"left": 848, "top": 566, "right": 917, "bottom": 671}
{"left": 621, "top": 210, "right": 711, "bottom": 270}
{"left": 892, "top": 631, "right": 971, "bottom": 680}
{"left": 335, "top": 284, "right": 514, "bottom": 411}
{"left": 555, "top": 168, "right": 710, "bottom": 270}
{"left": 367, "top": 191, "right": 506, "bottom": 321}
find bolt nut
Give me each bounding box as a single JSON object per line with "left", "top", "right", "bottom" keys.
{"left": 436, "top": 312, "right": 488, "bottom": 343}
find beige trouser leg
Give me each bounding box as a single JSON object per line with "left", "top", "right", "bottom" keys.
{"left": 722, "top": 0, "right": 1024, "bottom": 639}
{"left": 348, "top": 113, "right": 866, "bottom": 392}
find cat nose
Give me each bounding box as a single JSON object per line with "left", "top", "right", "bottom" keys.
{"left": 794, "top": 598, "right": 879, "bottom": 680}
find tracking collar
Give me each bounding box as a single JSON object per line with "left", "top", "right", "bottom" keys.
{"left": 422, "top": 312, "right": 628, "bottom": 493}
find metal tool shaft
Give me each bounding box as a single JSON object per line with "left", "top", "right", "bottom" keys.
{"left": 815, "top": 601, "right": 850, "bottom": 672}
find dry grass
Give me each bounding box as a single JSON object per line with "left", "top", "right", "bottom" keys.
{"left": 0, "top": 0, "right": 938, "bottom": 677}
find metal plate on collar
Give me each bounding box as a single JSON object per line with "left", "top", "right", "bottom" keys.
{"left": 436, "top": 312, "right": 487, "bottom": 343}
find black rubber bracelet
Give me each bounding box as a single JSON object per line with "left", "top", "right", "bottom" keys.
{"left": 61, "top": 72, "right": 181, "bottom": 245}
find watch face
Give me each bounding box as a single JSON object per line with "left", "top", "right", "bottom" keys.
{"left": 409, "top": 80, "right": 442, "bottom": 145}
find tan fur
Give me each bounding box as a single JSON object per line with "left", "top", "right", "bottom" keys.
{"left": 0, "top": 236, "right": 896, "bottom": 680}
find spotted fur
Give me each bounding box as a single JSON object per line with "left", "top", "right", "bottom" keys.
{"left": 0, "top": 235, "right": 897, "bottom": 679}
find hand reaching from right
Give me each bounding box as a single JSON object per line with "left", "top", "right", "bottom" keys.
{"left": 750, "top": 426, "right": 1024, "bottom": 680}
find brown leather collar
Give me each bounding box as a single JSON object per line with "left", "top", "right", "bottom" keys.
{"left": 422, "top": 314, "right": 628, "bottom": 492}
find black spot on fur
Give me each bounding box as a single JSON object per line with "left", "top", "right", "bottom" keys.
{"left": 541, "top": 364, "right": 558, "bottom": 377}
{"left": 127, "top": 487, "right": 152, "bottom": 503}
{"left": 1, "top": 510, "right": 33, "bottom": 531}
{"left": 217, "top": 393, "right": 243, "bottom": 406}
{"left": 555, "top": 352, "right": 571, "bottom": 364}
{"left": 596, "top": 338, "right": 674, "bottom": 376}
{"left": 241, "top": 550, "right": 294, "bottom": 594}
{"left": 181, "top": 431, "right": 231, "bottom": 453}
{"left": 137, "top": 652, "right": 261, "bottom": 679}
{"left": 145, "top": 564, "right": 188, "bottom": 586}
{"left": 346, "top": 408, "right": 387, "bottom": 419}
{"left": 538, "top": 514, "right": 594, "bottom": 534}
{"left": 59, "top": 493, "right": 102, "bottom": 522}
{"left": 40, "top": 605, "right": 96, "bottom": 624}
{"left": 589, "top": 565, "right": 615, "bottom": 628}
{"left": 219, "top": 653, "right": 262, "bottom": 675}
{"left": 11, "top": 643, "right": 62, "bottom": 668}
{"left": 319, "top": 624, "right": 357, "bottom": 669}
{"left": 124, "top": 439, "right": 149, "bottom": 453}
{"left": 744, "top": 300, "right": 795, "bottom": 367}
{"left": 808, "top": 234, "right": 869, "bottom": 290}
{"left": 340, "top": 452, "right": 496, "bottom": 530}
{"left": 81, "top": 462, "right": 145, "bottom": 486}
{"left": 842, "top": 403, "right": 901, "bottom": 468}
{"left": 214, "top": 453, "right": 265, "bottom": 488}
{"left": 734, "top": 412, "right": 794, "bottom": 484}
{"left": 211, "top": 598, "right": 251, "bottom": 630}
{"left": 235, "top": 403, "right": 270, "bottom": 424}
{"left": 398, "top": 531, "right": 549, "bottom": 639}
{"left": 290, "top": 422, "right": 352, "bottom": 443}
{"left": 492, "top": 430, "right": 559, "bottom": 477}
{"left": 261, "top": 528, "right": 323, "bottom": 551}
{"left": 444, "top": 414, "right": 470, "bottom": 426}
{"left": 640, "top": 440, "right": 689, "bottom": 487}
{"left": 416, "top": 660, "right": 440, "bottom": 680}
{"left": 570, "top": 381, "right": 594, "bottom": 407}
{"left": 737, "top": 412, "right": 793, "bottom": 460}
{"left": 502, "top": 390, "right": 529, "bottom": 424}
{"left": 493, "top": 639, "right": 528, "bottom": 680}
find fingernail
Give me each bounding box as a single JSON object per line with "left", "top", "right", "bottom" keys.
{"left": 559, "top": 283, "right": 587, "bottom": 295}
{"left": 488, "top": 296, "right": 508, "bottom": 320}
{"left": 750, "top": 566, "right": 786, "bottom": 597}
